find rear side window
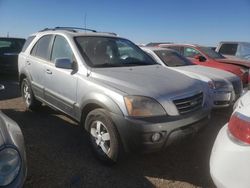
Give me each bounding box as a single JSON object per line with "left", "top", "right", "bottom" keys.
{"left": 31, "top": 35, "right": 53, "bottom": 60}
{"left": 51, "top": 35, "right": 74, "bottom": 63}
{"left": 219, "top": 43, "right": 238, "bottom": 55}
{"left": 22, "top": 36, "right": 35, "bottom": 52}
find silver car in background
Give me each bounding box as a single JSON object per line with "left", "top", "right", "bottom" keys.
{"left": 0, "top": 85, "right": 27, "bottom": 187}
{"left": 142, "top": 47, "right": 243, "bottom": 108}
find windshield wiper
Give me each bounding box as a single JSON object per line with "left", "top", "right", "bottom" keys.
{"left": 124, "top": 61, "right": 156, "bottom": 66}
{"left": 92, "top": 63, "right": 123, "bottom": 68}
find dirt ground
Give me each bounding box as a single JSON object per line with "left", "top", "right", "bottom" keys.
{"left": 0, "top": 75, "right": 231, "bottom": 188}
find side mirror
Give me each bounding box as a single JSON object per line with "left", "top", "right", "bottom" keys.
{"left": 55, "top": 58, "right": 73, "bottom": 69}
{"left": 194, "top": 55, "right": 206, "bottom": 62}
{"left": 0, "top": 85, "right": 5, "bottom": 91}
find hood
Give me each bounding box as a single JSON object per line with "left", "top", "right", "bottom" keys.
{"left": 174, "top": 65, "right": 238, "bottom": 82}
{"left": 90, "top": 65, "right": 203, "bottom": 99}
{"left": 216, "top": 58, "right": 250, "bottom": 69}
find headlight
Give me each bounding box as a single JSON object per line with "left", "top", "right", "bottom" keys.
{"left": 214, "top": 81, "right": 227, "bottom": 89}
{"left": 124, "top": 96, "right": 166, "bottom": 117}
{"left": 0, "top": 148, "right": 21, "bottom": 186}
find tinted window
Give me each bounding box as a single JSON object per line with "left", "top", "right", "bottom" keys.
{"left": 0, "top": 38, "right": 25, "bottom": 54}
{"left": 22, "top": 36, "right": 35, "bottom": 52}
{"left": 183, "top": 47, "right": 201, "bottom": 58}
{"left": 219, "top": 43, "right": 238, "bottom": 55}
{"left": 51, "top": 35, "right": 74, "bottom": 62}
{"left": 31, "top": 35, "right": 52, "bottom": 60}
{"left": 200, "top": 47, "right": 224, "bottom": 59}
{"left": 154, "top": 50, "right": 194, "bottom": 67}
{"left": 75, "top": 36, "right": 156, "bottom": 67}
{"left": 163, "top": 46, "right": 181, "bottom": 53}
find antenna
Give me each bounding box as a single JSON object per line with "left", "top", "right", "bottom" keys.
{"left": 84, "top": 13, "right": 87, "bottom": 33}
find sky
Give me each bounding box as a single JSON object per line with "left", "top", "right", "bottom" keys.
{"left": 0, "top": 0, "right": 250, "bottom": 46}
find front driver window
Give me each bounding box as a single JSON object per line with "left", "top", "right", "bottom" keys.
{"left": 184, "top": 47, "right": 201, "bottom": 58}
{"left": 51, "top": 35, "right": 74, "bottom": 63}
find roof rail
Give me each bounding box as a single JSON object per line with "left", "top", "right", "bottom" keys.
{"left": 39, "top": 27, "right": 97, "bottom": 33}
{"left": 39, "top": 27, "right": 118, "bottom": 36}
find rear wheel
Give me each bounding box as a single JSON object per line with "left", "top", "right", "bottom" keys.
{"left": 85, "top": 109, "right": 120, "bottom": 164}
{"left": 21, "top": 78, "right": 41, "bottom": 110}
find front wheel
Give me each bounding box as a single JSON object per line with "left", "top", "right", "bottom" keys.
{"left": 85, "top": 109, "right": 121, "bottom": 164}
{"left": 21, "top": 78, "right": 41, "bottom": 110}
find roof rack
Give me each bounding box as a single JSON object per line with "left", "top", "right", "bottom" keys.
{"left": 39, "top": 27, "right": 97, "bottom": 33}
{"left": 39, "top": 27, "right": 118, "bottom": 36}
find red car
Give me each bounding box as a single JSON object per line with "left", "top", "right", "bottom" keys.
{"left": 159, "top": 44, "right": 250, "bottom": 88}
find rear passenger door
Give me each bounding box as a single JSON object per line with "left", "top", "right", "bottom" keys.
{"left": 27, "top": 35, "right": 53, "bottom": 100}
{"left": 44, "top": 35, "right": 78, "bottom": 117}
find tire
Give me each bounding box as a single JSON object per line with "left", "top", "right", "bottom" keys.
{"left": 21, "top": 78, "right": 41, "bottom": 110}
{"left": 85, "top": 108, "right": 120, "bottom": 164}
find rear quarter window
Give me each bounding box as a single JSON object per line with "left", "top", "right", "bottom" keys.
{"left": 22, "top": 36, "right": 35, "bottom": 52}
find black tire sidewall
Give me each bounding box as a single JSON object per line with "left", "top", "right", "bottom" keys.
{"left": 85, "top": 109, "right": 120, "bottom": 164}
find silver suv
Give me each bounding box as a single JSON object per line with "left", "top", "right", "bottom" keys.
{"left": 18, "top": 27, "right": 211, "bottom": 164}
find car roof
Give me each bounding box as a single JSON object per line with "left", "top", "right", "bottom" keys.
{"left": 219, "top": 41, "right": 250, "bottom": 45}
{"left": 31, "top": 27, "right": 119, "bottom": 38}
{"left": 0, "top": 37, "right": 25, "bottom": 40}
{"left": 159, "top": 43, "right": 202, "bottom": 48}
{"left": 141, "top": 46, "right": 176, "bottom": 52}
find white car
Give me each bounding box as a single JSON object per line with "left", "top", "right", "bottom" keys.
{"left": 210, "top": 91, "right": 250, "bottom": 188}
{"left": 141, "top": 47, "right": 242, "bottom": 108}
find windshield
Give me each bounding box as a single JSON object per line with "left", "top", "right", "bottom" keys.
{"left": 154, "top": 50, "right": 194, "bottom": 67}
{"left": 200, "top": 47, "right": 225, "bottom": 59}
{"left": 75, "top": 36, "right": 157, "bottom": 67}
{"left": 0, "top": 38, "right": 25, "bottom": 55}
{"left": 238, "top": 43, "right": 250, "bottom": 59}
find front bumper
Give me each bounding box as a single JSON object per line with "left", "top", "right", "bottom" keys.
{"left": 210, "top": 125, "right": 250, "bottom": 188}
{"left": 111, "top": 108, "right": 210, "bottom": 153}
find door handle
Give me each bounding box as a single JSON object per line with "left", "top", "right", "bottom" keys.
{"left": 46, "top": 69, "right": 52, "bottom": 74}
{"left": 26, "top": 61, "right": 31, "bottom": 65}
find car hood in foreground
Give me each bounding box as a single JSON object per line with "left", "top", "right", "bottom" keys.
{"left": 90, "top": 65, "right": 203, "bottom": 99}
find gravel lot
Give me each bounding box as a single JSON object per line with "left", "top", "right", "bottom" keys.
{"left": 0, "top": 75, "right": 231, "bottom": 188}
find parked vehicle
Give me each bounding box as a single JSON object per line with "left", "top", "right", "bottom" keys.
{"left": 0, "top": 85, "right": 27, "bottom": 187}
{"left": 18, "top": 27, "right": 211, "bottom": 164}
{"left": 216, "top": 41, "right": 250, "bottom": 61}
{"left": 210, "top": 91, "right": 250, "bottom": 188}
{"left": 159, "top": 44, "right": 250, "bottom": 88}
{"left": 141, "top": 47, "right": 243, "bottom": 108}
{"left": 0, "top": 37, "right": 25, "bottom": 74}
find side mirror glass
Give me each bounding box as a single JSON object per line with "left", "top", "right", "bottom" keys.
{"left": 194, "top": 55, "right": 206, "bottom": 62}
{"left": 55, "top": 58, "right": 73, "bottom": 69}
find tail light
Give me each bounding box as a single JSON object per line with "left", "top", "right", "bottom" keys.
{"left": 228, "top": 112, "right": 250, "bottom": 145}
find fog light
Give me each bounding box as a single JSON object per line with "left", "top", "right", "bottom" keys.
{"left": 151, "top": 133, "right": 161, "bottom": 142}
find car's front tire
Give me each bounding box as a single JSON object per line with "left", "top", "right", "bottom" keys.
{"left": 21, "top": 78, "right": 41, "bottom": 110}
{"left": 85, "top": 109, "right": 120, "bottom": 164}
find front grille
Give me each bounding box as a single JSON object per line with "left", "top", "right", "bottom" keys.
{"left": 173, "top": 92, "right": 203, "bottom": 115}
{"left": 231, "top": 79, "right": 242, "bottom": 95}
